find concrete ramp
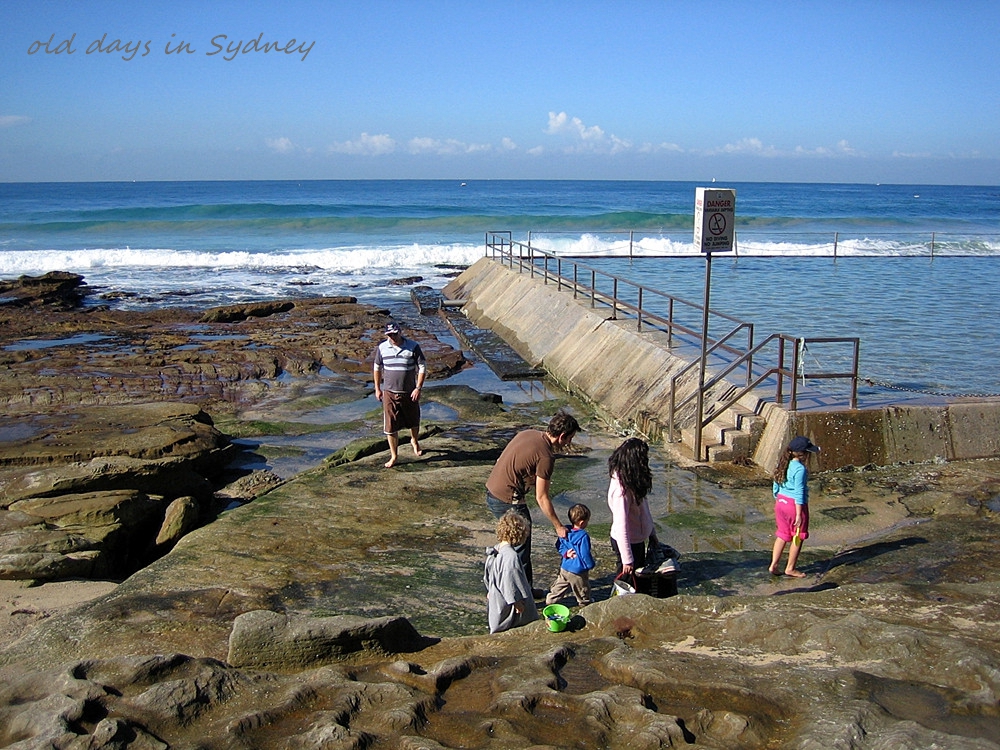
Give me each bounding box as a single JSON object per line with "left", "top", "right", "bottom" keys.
{"left": 444, "top": 258, "right": 745, "bottom": 457}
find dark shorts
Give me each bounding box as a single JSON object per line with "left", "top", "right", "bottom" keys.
{"left": 383, "top": 390, "right": 420, "bottom": 434}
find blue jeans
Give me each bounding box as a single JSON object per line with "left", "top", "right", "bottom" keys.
{"left": 486, "top": 492, "right": 533, "bottom": 585}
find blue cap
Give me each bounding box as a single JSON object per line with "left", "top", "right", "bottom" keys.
{"left": 788, "top": 436, "right": 820, "bottom": 453}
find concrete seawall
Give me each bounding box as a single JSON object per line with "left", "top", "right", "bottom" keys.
{"left": 444, "top": 258, "right": 1000, "bottom": 473}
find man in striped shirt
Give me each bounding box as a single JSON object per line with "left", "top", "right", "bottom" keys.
{"left": 373, "top": 321, "right": 427, "bottom": 468}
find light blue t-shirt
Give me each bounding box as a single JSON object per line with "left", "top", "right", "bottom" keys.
{"left": 773, "top": 459, "right": 808, "bottom": 504}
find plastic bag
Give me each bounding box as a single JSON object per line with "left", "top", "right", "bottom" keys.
{"left": 613, "top": 572, "right": 637, "bottom": 596}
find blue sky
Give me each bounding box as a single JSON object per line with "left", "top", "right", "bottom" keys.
{"left": 2, "top": 1, "right": 999, "bottom": 184}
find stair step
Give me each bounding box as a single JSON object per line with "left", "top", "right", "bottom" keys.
{"left": 676, "top": 390, "right": 769, "bottom": 464}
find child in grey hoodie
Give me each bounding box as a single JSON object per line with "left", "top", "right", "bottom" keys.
{"left": 484, "top": 511, "right": 538, "bottom": 634}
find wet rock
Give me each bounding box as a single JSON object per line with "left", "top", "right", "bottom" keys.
{"left": 199, "top": 300, "right": 295, "bottom": 323}
{"left": 0, "top": 271, "right": 87, "bottom": 309}
{"left": 821, "top": 505, "right": 872, "bottom": 522}
{"left": 0, "top": 284, "right": 466, "bottom": 417}
{"left": 227, "top": 610, "right": 429, "bottom": 670}
{"left": 213, "top": 469, "right": 283, "bottom": 505}
{"left": 424, "top": 384, "right": 506, "bottom": 419}
{"left": 324, "top": 424, "right": 444, "bottom": 466}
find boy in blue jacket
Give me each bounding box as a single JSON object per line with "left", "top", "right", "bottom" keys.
{"left": 545, "top": 504, "right": 595, "bottom": 606}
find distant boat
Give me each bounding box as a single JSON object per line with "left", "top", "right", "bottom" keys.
{"left": 460, "top": 182, "right": 467, "bottom": 187}
{"left": 914, "top": 194, "right": 920, "bottom": 198}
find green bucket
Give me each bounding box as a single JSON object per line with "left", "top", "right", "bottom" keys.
{"left": 542, "top": 603, "right": 571, "bottom": 632}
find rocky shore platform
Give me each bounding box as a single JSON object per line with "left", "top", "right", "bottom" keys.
{"left": 1, "top": 272, "right": 999, "bottom": 749}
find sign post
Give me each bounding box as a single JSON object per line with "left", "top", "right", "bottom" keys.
{"left": 692, "top": 188, "right": 736, "bottom": 461}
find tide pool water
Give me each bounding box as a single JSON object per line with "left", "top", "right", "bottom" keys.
{"left": 1, "top": 180, "right": 998, "bottom": 397}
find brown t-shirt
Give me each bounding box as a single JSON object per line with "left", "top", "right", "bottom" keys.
{"left": 485, "top": 430, "right": 554, "bottom": 504}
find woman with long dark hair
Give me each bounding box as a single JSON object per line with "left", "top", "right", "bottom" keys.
{"left": 607, "top": 437, "right": 659, "bottom": 594}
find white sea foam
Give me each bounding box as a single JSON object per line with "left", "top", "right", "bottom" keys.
{"left": 0, "top": 243, "right": 485, "bottom": 275}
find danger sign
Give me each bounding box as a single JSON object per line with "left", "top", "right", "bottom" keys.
{"left": 693, "top": 187, "right": 736, "bottom": 253}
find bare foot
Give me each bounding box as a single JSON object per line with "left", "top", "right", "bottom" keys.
{"left": 784, "top": 569, "right": 806, "bottom": 578}
{"left": 411, "top": 440, "right": 424, "bottom": 457}
{"left": 384, "top": 456, "right": 397, "bottom": 468}
{"left": 768, "top": 566, "right": 780, "bottom": 576}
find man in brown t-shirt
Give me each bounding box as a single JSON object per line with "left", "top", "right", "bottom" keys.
{"left": 485, "top": 411, "right": 580, "bottom": 588}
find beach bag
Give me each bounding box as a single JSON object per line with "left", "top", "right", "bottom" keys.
{"left": 613, "top": 572, "right": 637, "bottom": 596}
{"left": 641, "top": 541, "right": 681, "bottom": 575}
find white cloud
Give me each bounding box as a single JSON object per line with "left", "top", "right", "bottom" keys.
{"left": 544, "top": 111, "right": 642, "bottom": 155}
{"left": 266, "top": 137, "right": 295, "bottom": 154}
{"left": 836, "top": 139, "right": 858, "bottom": 155}
{"left": 793, "top": 140, "right": 861, "bottom": 157}
{"left": 408, "top": 137, "right": 492, "bottom": 155}
{"left": 501, "top": 137, "right": 518, "bottom": 151}
{"left": 639, "top": 141, "right": 684, "bottom": 154}
{"left": 0, "top": 115, "right": 30, "bottom": 127}
{"left": 328, "top": 133, "right": 397, "bottom": 156}
{"left": 609, "top": 135, "right": 632, "bottom": 154}
{"left": 546, "top": 111, "right": 605, "bottom": 141}
{"left": 703, "top": 137, "right": 864, "bottom": 159}
{"left": 715, "top": 137, "right": 779, "bottom": 156}
{"left": 795, "top": 145, "right": 830, "bottom": 156}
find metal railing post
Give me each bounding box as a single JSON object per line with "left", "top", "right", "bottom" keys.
{"left": 667, "top": 298, "right": 674, "bottom": 347}
{"left": 790, "top": 338, "right": 801, "bottom": 411}
{"left": 776, "top": 336, "right": 786, "bottom": 405}
{"left": 851, "top": 339, "right": 860, "bottom": 409}
{"left": 667, "top": 378, "right": 677, "bottom": 443}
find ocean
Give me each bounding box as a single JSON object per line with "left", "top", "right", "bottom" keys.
{"left": 1, "top": 180, "right": 998, "bottom": 400}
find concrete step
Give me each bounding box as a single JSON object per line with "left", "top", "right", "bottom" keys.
{"left": 680, "top": 394, "right": 768, "bottom": 463}
{"left": 681, "top": 425, "right": 752, "bottom": 463}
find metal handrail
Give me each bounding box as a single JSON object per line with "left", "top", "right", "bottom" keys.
{"left": 486, "top": 232, "right": 753, "bottom": 354}
{"left": 484, "top": 231, "right": 862, "bottom": 458}
{"left": 685, "top": 334, "right": 860, "bottom": 458}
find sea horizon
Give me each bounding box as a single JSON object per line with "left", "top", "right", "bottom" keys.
{"left": 3, "top": 177, "right": 1000, "bottom": 187}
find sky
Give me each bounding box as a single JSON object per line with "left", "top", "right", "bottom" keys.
{"left": 2, "top": 1, "right": 999, "bottom": 184}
